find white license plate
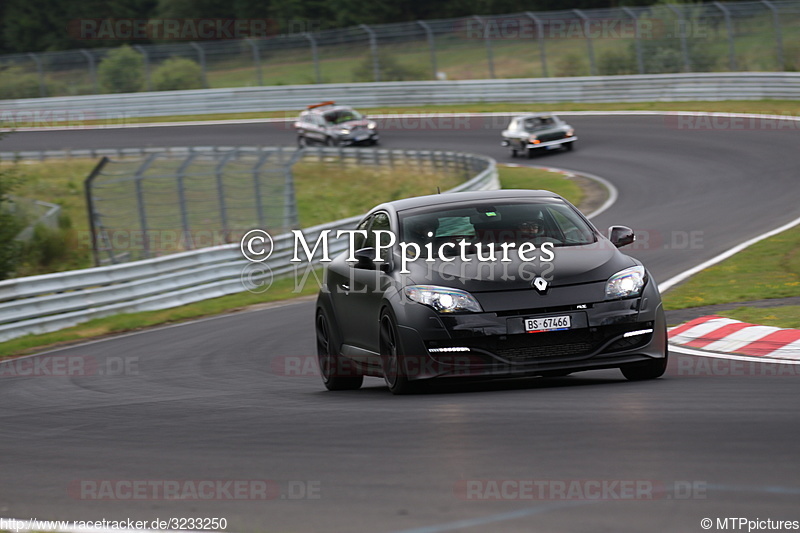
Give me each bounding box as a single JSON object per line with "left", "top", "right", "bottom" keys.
{"left": 525, "top": 315, "right": 571, "bottom": 332}
{"left": 545, "top": 144, "right": 560, "bottom": 150}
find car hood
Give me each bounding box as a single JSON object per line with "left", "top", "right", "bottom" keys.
{"left": 334, "top": 119, "right": 373, "bottom": 129}
{"left": 405, "top": 243, "right": 634, "bottom": 292}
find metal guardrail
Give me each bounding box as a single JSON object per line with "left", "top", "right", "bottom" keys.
{"left": 0, "top": 147, "right": 498, "bottom": 344}
{"left": 1, "top": 73, "right": 799, "bottom": 127}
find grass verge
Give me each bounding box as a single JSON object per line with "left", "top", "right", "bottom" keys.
{"left": 715, "top": 306, "right": 800, "bottom": 329}
{"left": 662, "top": 226, "right": 800, "bottom": 327}
{"left": 0, "top": 164, "right": 575, "bottom": 357}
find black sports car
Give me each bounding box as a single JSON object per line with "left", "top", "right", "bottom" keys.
{"left": 315, "top": 190, "right": 667, "bottom": 394}
{"left": 501, "top": 113, "right": 576, "bottom": 157}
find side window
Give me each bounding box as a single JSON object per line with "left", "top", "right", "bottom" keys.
{"left": 353, "top": 216, "right": 371, "bottom": 250}
{"left": 364, "top": 212, "right": 392, "bottom": 249}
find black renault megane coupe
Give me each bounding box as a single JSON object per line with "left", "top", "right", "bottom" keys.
{"left": 315, "top": 190, "right": 667, "bottom": 394}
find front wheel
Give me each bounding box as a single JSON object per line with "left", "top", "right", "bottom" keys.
{"left": 620, "top": 349, "right": 668, "bottom": 381}
{"left": 564, "top": 141, "right": 574, "bottom": 152}
{"left": 325, "top": 136, "right": 338, "bottom": 147}
{"left": 316, "top": 309, "right": 363, "bottom": 391}
{"left": 297, "top": 135, "right": 309, "bottom": 148}
{"left": 379, "top": 310, "right": 417, "bottom": 395}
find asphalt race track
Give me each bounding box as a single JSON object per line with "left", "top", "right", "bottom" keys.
{"left": 1, "top": 115, "right": 799, "bottom": 532}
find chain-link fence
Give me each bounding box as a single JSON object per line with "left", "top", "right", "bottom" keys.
{"left": 84, "top": 146, "right": 485, "bottom": 265}
{"left": 2, "top": 0, "right": 798, "bottom": 100}
{"left": 85, "top": 147, "right": 300, "bottom": 265}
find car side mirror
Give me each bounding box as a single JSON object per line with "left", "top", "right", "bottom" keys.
{"left": 608, "top": 226, "right": 635, "bottom": 248}
{"left": 353, "top": 247, "right": 393, "bottom": 271}
{"left": 353, "top": 247, "right": 377, "bottom": 269}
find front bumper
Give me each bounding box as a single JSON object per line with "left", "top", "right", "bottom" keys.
{"left": 339, "top": 131, "right": 379, "bottom": 145}
{"left": 391, "top": 280, "right": 666, "bottom": 381}
{"left": 526, "top": 136, "right": 577, "bottom": 150}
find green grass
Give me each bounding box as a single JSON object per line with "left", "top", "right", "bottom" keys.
{"left": 498, "top": 165, "right": 583, "bottom": 207}
{"left": 0, "top": 164, "right": 581, "bottom": 357}
{"left": 716, "top": 306, "right": 800, "bottom": 330}
{"left": 663, "top": 226, "right": 800, "bottom": 309}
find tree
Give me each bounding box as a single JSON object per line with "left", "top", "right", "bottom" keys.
{"left": 99, "top": 45, "right": 145, "bottom": 93}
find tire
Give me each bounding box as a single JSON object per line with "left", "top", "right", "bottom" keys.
{"left": 620, "top": 346, "right": 668, "bottom": 381}
{"left": 379, "top": 309, "right": 417, "bottom": 395}
{"left": 297, "top": 135, "right": 308, "bottom": 148}
{"left": 564, "top": 141, "right": 574, "bottom": 152}
{"left": 325, "top": 136, "right": 338, "bottom": 147}
{"left": 316, "top": 309, "right": 363, "bottom": 391}
{"left": 510, "top": 148, "right": 518, "bottom": 158}
{"left": 527, "top": 148, "right": 537, "bottom": 159}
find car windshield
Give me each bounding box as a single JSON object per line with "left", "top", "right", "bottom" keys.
{"left": 399, "top": 200, "right": 597, "bottom": 250}
{"left": 324, "top": 109, "right": 363, "bottom": 125}
{"left": 521, "top": 116, "right": 557, "bottom": 131}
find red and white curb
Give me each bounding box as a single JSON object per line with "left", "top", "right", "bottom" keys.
{"left": 669, "top": 315, "right": 800, "bottom": 360}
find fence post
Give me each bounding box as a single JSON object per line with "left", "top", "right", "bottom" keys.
{"left": 472, "top": 16, "right": 495, "bottom": 79}
{"left": 132, "top": 45, "right": 151, "bottom": 91}
{"left": 667, "top": 4, "right": 692, "bottom": 72}
{"left": 304, "top": 32, "right": 321, "bottom": 84}
{"left": 417, "top": 20, "right": 438, "bottom": 79}
{"left": 714, "top": 2, "right": 737, "bottom": 71}
{"left": 134, "top": 153, "right": 159, "bottom": 259}
{"left": 359, "top": 24, "right": 381, "bottom": 82}
{"left": 215, "top": 152, "right": 235, "bottom": 242}
{"left": 175, "top": 153, "right": 197, "bottom": 250}
{"left": 189, "top": 42, "right": 208, "bottom": 88}
{"left": 247, "top": 38, "right": 263, "bottom": 86}
{"left": 79, "top": 49, "right": 98, "bottom": 94}
{"left": 84, "top": 157, "right": 110, "bottom": 266}
{"left": 525, "top": 12, "right": 548, "bottom": 78}
{"left": 27, "top": 53, "right": 46, "bottom": 97}
{"left": 573, "top": 9, "right": 596, "bottom": 76}
{"left": 622, "top": 7, "right": 645, "bottom": 74}
{"left": 252, "top": 151, "right": 272, "bottom": 228}
{"left": 761, "top": 0, "right": 785, "bottom": 70}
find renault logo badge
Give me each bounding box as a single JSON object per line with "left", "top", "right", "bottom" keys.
{"left": 532, "top": 277, "right": 549, "bottom": 294}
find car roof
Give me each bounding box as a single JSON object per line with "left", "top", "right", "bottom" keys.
{"left": 300, "top": 104, "right": 356, "bottom": 116}
{"left": 369, "top": 189, "right": 566, "bottom": 216}
{"left": 514, "top": 113, "right": 560, "bottom": 120}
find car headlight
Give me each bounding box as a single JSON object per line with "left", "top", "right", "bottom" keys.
{"left": 404, "top": 285, "right": 483, "bottom": 313}
{"left": 566, "top": 128, "right": 574, "bottom": 137}
{"left": 367, "top": 122, "right": 377, "bottom": 129}
{"left": 529, "top": 135, "right": 540, "bottom": 144}
{"left": 605, "top": 265, "right": 646, "bottom": 300}
{"left": 337, "top": 128, "right": 350, "bottom": 135}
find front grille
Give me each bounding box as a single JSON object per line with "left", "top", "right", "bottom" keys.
{"left": 427, "top": 322, "right": 654, "bottom": 364}
{"left": 538, "top": 131, "right": 566, "bottom": 142}
{"left": 430, "top": 330, "right": 595, "bottom": 363}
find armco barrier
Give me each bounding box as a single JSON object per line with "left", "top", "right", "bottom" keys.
{"left": 1, "top": 73, "right": 799, "bottom": 125}
{"left": 0, "top": 147, "right": 498, "bottom": 344}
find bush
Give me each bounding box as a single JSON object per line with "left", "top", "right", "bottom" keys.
{"left": 0, "top": 66, "right": 41, "bottom": 99}
{"left": 152, "top": 57, "right": 204, "bottom": 91}
{"left": 599, "top": 49, "right": 636, "bottom": 76}
{"left": 0, "top": 164, "right": 22, "bottom": 280}
{"left": 555, "top": 54, "right": 587, "bottom": 77}
{"left": 353, "top": 53, "right": 426, "bottom": 82}
{"left": 98, "top": 45, "right": 145, "bottom": 94}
